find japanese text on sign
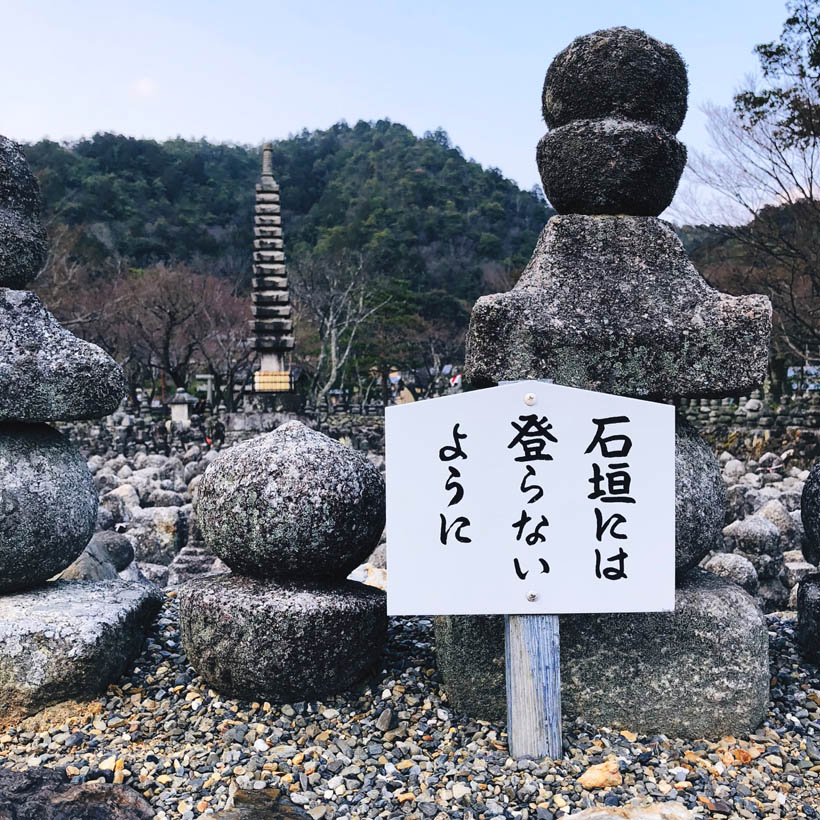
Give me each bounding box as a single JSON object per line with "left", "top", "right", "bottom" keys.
{"left": 386, "top": 381, "right": 675, "bottom": 616}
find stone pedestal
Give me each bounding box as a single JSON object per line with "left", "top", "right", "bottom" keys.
{"left": 436, "top": 570, "right": 769, "bottom": 736}
{"left": 0, "top": 580, "right": 161, "bottom": 723}
{"left": 180, "top": 576, "right": 386, "bottom": 701}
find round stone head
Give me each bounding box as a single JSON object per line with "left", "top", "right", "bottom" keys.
{"left": 542, "top": 26, "right": 688, "bottom": 133}
{"left": 538, "top": 27, "right": 689, "bottom": 216}
{"left": 196, "top": 421, "right": 386, "bottom": 581}
{"left": 0, "top": 136, "right": 47, "bottom": 288}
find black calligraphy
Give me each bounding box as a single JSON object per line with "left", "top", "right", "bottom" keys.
{"left": 509, "top": 412, "right": 556, "bottom": 580}
{"left": 438, "top": 424, "right": 471, "bottom": 545}
{"left": 585, "top": 416, "right": 634, "bottom": 580}
{"left": 508, "top": 414, "right": 558, "bottom": 461}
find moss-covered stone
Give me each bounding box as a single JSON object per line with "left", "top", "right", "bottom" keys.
{"left": 538, "top": 119, "right": 686, "bottom": 216}
{"left": 196, "top": 421, "right": 385, "bottom": 581}
{"left": 179, "top": 574, "right": 386, "bottom": 702}
{"left": 542, "top": 27, "right": 688, "bottom": 133}
{"left": 466, "top": 215, "right": 770, "bottom": 400}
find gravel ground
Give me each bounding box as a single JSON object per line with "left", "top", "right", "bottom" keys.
{"left": 1, "top": 591, "right": 819, "bottom": 820}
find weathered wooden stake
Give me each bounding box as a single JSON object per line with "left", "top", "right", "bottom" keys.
{"left": 500, "top": 379, "right": 562, "bottom": 760}
{"left": 505, "top": 613, "right": 562, "bottom": 759}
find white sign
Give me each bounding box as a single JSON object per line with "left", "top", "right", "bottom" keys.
{"left": 385, "top": 380, "right": 675, "bottom": 616}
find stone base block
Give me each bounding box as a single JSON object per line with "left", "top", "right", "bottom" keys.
{"left": 435, "top": 569, "right": 769, "bottom": 737}
{"left": 0, "top": 580, "right": 162, "bottom": 722}
{"left": 179, "top": 575, "right": 387, "bottom": 702}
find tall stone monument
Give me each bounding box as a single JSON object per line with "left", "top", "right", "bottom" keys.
{"left": 251, "top": 143, "right": 295, "bottom": 394}
{"left": 435, "top": 28, "right": 773, "bottom": 737}
{"left": 0, "top": 136, "right": 161, "bottom": 721}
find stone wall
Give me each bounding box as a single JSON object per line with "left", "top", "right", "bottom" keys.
{"left": 58, "top": 407, "right": 386, "bottom": 459}
{"left": 681, "top": 392, "right": 820, "bottom": 465}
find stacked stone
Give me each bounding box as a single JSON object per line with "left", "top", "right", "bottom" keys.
{"left": 179, "top": 420, "right": 387, "bottom": 702}
{"left": 436, "top": 29, "right": 773, "bottom": 737}
{"left": 251, "top": 143, "right": 294, "bottom": 392}
{"left": 798, "top": 465, "right": 820, "bottom": 661}
{"left": 0, "top": 136, "right": 161, "bottom": 721}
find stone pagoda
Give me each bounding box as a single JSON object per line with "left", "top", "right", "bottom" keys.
{"left": 0, "top": 135, "right": 161, "bottom": 721}
{"left": 251, "top": 142, "right": 294, "bottom": 393}
{"left": 435, "top": 27, "right": 773, "bottom": 738}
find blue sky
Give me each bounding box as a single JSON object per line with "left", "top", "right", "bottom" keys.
{"left": 2, "top": 0, "right": 788, "bottom": 194}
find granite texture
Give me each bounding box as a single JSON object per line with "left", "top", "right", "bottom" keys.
{"left": 0, "top": 289, "right": 126, "bottom": 422}
{"left": 179, "top": 574, "right": 387, "bottom": 702}
{"left": 197, "top": 421, "right": 385, "bottom": 581}
{"left": 436, "top": 570, "right": 769, "bottom": 737}
{"left": 465, "top": 215, "right": 771, "bottom": 400}
{"left": 542, "top": 27, "right": 688, "bottom": 133}
{"left": 0, "top": 136, "right": 47, "bottom": 289}
{"left": 704, "top": 552, "right": 759, "bottom": 595}
{"left": 675, "top": 416, "right": 725, "bottom": 574}
{"left": 722, "top": 515, "right": 782, "bottom": 580}
{"left": 0, "top": 423, "right": 97, "bottom": 592}
{"left": 537, "top": 120, "right": 686, "bottom": 216}
{"left": 0, "top": 580, "right": 162, "bottom": 721}
{"left": 56, "top": 531, "right": 135, "bottom": 582}
{"left": 432, "top": 615, "right": 507, "bottom": 723}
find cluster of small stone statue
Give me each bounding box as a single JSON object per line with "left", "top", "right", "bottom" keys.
{"left": 4, "top": 26, "right": 820, "bottom": 742}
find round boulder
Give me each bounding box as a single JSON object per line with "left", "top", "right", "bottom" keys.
{"left": 675, "top": 416, "right": 726, "bottom": 575}
{"left": 196, "top": 421, "right": 385, "bottom": 581}
{"left": 704, "top": 552, "right": 759, "bottom": 595}
{"left": 801, "top": 462, "right": 820, "bottom": 565}
{"left": 537, "top": 119, "right": 686, "bottom": 216}
{"left": 0, "top": 423, "right": 97, "bottom": 592}
{"left": 0, "top": 136, "right": 47, "bottom": 289}
{"left": 722, "top": 514, "right": 783, "bottom": 579}
{"left": 179, "top": 575, "right": 387, "bottom": 701}
{"left": 542, "top": 27, "right": 688, "bottom": 133}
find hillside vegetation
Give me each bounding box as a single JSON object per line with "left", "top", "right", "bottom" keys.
{"left": 25, "top": 121, "right": 551, "bottom": 303}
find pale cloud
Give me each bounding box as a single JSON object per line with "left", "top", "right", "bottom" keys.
{"left": 130, "top": 77, "right": 157, "bottom": 99}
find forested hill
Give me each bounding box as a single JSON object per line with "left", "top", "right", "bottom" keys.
{"left": 24, "top": 121, "right": 552, "bottom": 302}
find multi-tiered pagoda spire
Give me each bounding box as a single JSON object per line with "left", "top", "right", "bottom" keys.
{"left": 252, "top": 143, "right": 294, "bottom": 392}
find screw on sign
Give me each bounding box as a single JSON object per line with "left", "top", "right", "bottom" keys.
{"left": 385, "top": 381, "right": 674, "bottom": 758}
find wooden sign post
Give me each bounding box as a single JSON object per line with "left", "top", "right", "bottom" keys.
{"left": 504, "top": 381, "right": 561, "bottom": 759}
{"left": 506, "top": 613, "right": 561, "bottom": 758}
{"left": 385, "top": 380, "right": 674, "bottom": 758}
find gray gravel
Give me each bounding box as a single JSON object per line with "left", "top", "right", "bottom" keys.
{"left": 1, "top": 592, "right": 819, "bottom": 820}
